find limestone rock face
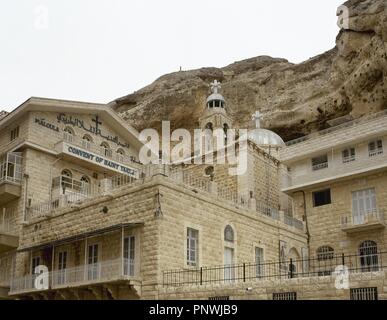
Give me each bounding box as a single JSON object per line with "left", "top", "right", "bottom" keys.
{"left": 111, "top": 0, "right": 386, "bottom": 141}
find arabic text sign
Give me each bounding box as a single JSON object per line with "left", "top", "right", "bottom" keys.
{"left": 62, "top": 143, "right": 137, "bottom": 177}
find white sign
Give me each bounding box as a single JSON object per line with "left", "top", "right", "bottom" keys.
{"left": 61, "top": 143, "right": 137, "bottom": 177}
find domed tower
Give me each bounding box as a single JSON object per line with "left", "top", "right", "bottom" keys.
{"left": 247, "top": 111, "right": 285, "bottom": 152}
{"left": 199, "top": 80, "right": 233, "bottom": 133}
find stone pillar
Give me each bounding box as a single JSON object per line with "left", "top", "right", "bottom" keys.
{"left": 209, "top": 181, "right": 217, "bottom": 195}
{"left": 248, "top": 197, "right": 257, "bottom": 211}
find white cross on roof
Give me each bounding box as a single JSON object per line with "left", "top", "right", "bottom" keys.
{"left": 252, "top": 110, "right": 263, "bottom": 129}
{"left": 210, "top": 80, "right": 221, "bottom": 94}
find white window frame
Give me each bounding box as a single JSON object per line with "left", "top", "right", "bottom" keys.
{"left": 351, "top": 188, "right": 377, "bottom": 225}
{"left": 255, "top": 247, "right": 264, "bottom": 278}
{"left": 124, "top": 236, "right": 135, "bottom": 276}
{"left": 368, "top": 139, "right": 383, "bottom": 157}
{"left": 186, "top": 228, "right": 199, "bottom": 267}
{"left": 342, "top": 147, "right": 356, "bottom": 163}
{"left": 311, "top": 154, "right": 328, "bottom": 171}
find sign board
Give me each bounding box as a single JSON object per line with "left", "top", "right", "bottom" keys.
{"left": 61, "top": 142, "right": 137, "bottom": 177}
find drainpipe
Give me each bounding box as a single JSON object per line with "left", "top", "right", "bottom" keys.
{"left": 294, "top": 190, "right": 310, "bottom": 257}
{"left": 49, "top": 158, "right": 62, "bottom": 200}
{"left": 22, "top": 173, "right": 29, "bottom": 224}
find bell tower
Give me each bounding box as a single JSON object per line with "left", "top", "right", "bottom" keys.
{"left": 199, "top": 80, "right": 233, "bottom": 133}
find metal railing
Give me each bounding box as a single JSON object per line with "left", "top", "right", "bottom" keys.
{"left": 163, "top": 251, "right": 387, "bottom": 287}
{"left": 0, "top": 252, "right": 15, "bottom": 288}
{"left": 10, "top": 257, "right": 136, "bottom": 294}
{"left": 0, "top": 207, "right": 18, "bottom": 235}
{"left": 284, "top": 215, "right": 304, "bottom": 231}
{"left": 285, "top": 110, "right": 387, "bottom": 146}
{"left": 282, "top": 151, "right": 387, "bottom": 190}
{"left": 341, "top": 209, "right": 385, "bottom": 228}
{"left": 27, "top": 173, "right": 138, "bottom": 220}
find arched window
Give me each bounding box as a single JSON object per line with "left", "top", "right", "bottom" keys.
{"left": 224, "top": 225, "right": 234, "bottom": 242}
{"left": 63, "top": 127, "right": 74, "bottom": 143}
{"left": 116, "top": 148, "right": 125, "bottom": 162}
{"left": 317, "top": 246, "right": 334, "bottom": 261}
{"left": 359, "top": 241, "right": 378, "bottom": 272}
{"left": 61, "top": 169, "right": 72, "bottom": 178}
{"left": 80, "top": 175, "right": 91, "bottom": 195}
{"left": 82, "top": 135, "right": 93, "bottom": 150}
{"left": 101, "top": 142, "right": 112, "bottom": 158}
{"left": 316, "top": 246, "right": 334, "bottom": 276}
{"left": 60, "top": 169, "right": 73, "bottom": 194}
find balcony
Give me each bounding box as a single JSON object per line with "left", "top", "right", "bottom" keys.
{"left": 9, "top": 257, "right": 139, "bottom": 297}
{"left": 26, "top": 174, "right": 137, "bottom": 221}
{"left": 282, "top": 150, "right": 387, "bottom": 192}
{"left": 0, "top": 153, "right": 22, "bottom": 205}
{"left": 54, "top": 135, "right": 139, "bottom": 177}
{"left": 341, "top": 209, "right": 386, "bottom": 234}
{"left": 0, "top": 208, "right": 19, "bottom": 253}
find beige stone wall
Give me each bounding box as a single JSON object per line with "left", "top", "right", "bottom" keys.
{"left": 159, "top": 271, "right": 387, "bottom": 300}
{"left": 0, "top": 113, "right": 29, "bottom": 155}
{"left": 291, "top": 170, "right": 387, "bottom": 256}
{"left": 13, "top": 175, "right": 306, "bottom": 299}
{"left": 27, "top": 111, "right": 137, "bottom": 159}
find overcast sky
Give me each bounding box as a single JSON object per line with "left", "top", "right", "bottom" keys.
{"left": 0, "top": 0, "right": 344, "bottom": 112}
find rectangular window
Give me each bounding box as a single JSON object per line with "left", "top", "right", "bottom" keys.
{"left": 57, "top": 251, "right": 67, "bottom": 285}
{"left": 87, "top": 244, "right": 99, "bottom": 280}
{"left": 312, "top": 189, "right": 331, "bottom": 207}
{"left": 273, "top": 292, "right": 297, "bottom": 300}
{"left": 311, "top": 155, "right": 328, "bottom": 171}
{"left": 350, "top": 287, "right": 378, "bottom": 300}
{"left": 10, "top": 126, "right": 19, "bottom": 141}
{"left": 255, "top": 247, "right": 264, "bottom": 278}
{"left": 31, "top": 256, "right": 41, "bottom": 274}
{"left": 368, "top": 139, "right": 383, "bottom": 157}
{"left": 352, "top": 188, "right": 377, "bottom": 224}
{"left": 342, "top": 147, "right": 356, "bottom": 163}
{"left": 124, "top": 236, "right": 135, "bottom": 276}
{"left": 187, "top": 228, "right": 199, "bottom": 267}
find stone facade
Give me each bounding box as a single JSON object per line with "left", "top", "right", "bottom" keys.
{"left": 1, "top": 92, "right": 386, "bottom": 300}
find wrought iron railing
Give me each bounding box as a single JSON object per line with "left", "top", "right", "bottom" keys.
{"left": 163, "top": 251, "right": 387, "bottom": 287}
{"left": 10, "top": 257, "right": 136, "bottom": 294}
{"left": 341, "top": 209, "right": 385, "bottom": 228}
{"left": 285, "top": 110, "right": 387, "bottom": 146}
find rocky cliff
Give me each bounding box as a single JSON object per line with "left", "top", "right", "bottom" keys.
{"left": 110, "top": 0, "right": 386, "bottom": 142}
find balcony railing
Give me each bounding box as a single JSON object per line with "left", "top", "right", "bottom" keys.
{"left": 282, "top": 151, "right": 387, "bottom": 190}
{"left": 0, "top": 252, "right": 15, "bottom": 288}
{"left": 27, "top": 173, "right": 138, "bottom": 220}
{"left": 285, "top": 109, "right": 387, "bottom": 147}
{"left": 163, "top": 251, "right": 387, "bottom": 287}
{"left": 10, "top": 258, "right": 136, "bottom": 294}
{"left": 0, "top": 207, "right": 18, "bottom": 236}
{"left": 341, "top": 209, "right": 385, "bottom": 232}
{"left": 284, "top": 214, "right": 304, "bottom": 231}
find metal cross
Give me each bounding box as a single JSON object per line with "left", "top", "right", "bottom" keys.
{"left": 92, "top": 115, "right": 102, "bottom": 134}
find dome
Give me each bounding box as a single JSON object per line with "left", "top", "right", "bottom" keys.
{"left": 206, "top": 93, "right": 225, "bottom": 103}
{"left": 247, "top": 128, "right": 285, "bottom": 148}
{"left": 243, "top": 111, "right": 285, "bottom": 148}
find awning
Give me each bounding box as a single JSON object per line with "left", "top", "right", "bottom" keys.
{"left": 17, "top": 222, "right": 144, "bottom": 253}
